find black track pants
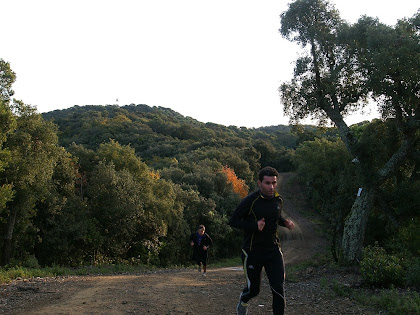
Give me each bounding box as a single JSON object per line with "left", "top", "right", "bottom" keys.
{"left": 240, "top": 247, "right": 285, "bottom": 315}
{"left": 193, "top": 249, "right": 208, "bottom": 266}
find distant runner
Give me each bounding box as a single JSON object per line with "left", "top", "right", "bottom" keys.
{"left": 229, "top": 166, "right": 295, "bottom": 315}
{"left": 190, "top": 224, "right": 213, "bottom": 276}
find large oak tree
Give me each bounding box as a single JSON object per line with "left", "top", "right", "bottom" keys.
{"left": 279, "top": 0, "right": 419, "bottom": 263}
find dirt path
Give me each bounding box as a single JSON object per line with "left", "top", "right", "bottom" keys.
{"left": 0, "top": 173, "right": 375, "bottom": 314}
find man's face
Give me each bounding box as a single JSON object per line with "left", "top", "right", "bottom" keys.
{"left": 198, "top": 228, "right": 205, "bottom": 235}
{"left": 258, "top": 175, "right": 277, "bottom": 197}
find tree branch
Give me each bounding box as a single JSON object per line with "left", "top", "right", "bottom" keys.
{"left": 377, "top": 133, "right": 415, "bottom": 184}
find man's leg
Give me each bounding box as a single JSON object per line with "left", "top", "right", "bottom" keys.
{"left": 264, "top": 248, "right": 285, "bottom": 315}
{"left": 240, "top": 249, "right": 263, "bottom": 303}
{"left": 202, "top": 251, "right": 208, "bottom": 274}
{"left": 193, "top": 250, "right": 201, "bottom": 272}
{"left": 195, "top": 254, "right": 202, "bottom": 272}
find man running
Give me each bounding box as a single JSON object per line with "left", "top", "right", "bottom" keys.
{"left": 229, "top": 166, "right": 295, "bottom": 315}
{"left": 190, "top": 224, "right": 213, "bottom": 276}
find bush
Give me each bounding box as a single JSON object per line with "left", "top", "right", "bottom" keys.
{"left": 372, "top": 289, "right": 420, "bottom": 315}
{"left": 22, "top": 255, "right": 41, "bottom": 269}
{"left": 396, "top": 218, "right": 420, "bottom": 257}
{"left": 360, "top": 245, "right": 404, "bottom": 287}
{"left": 405, "top": 257, "right": 420, "bottom": 289}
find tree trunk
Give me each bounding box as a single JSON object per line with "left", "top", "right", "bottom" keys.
{"left": 340, "top": 187, "right": 375, "bottom": 264}
{"left": 2, "top": 208, "right": 17, "bottom": 266}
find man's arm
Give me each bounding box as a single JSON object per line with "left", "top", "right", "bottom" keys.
{"left": 204, "top": 234, "right": 213, "bottom": 249}
{"left": 284, "top": 219, "right": 295, "bottom": 230}
{"left": 228, "top": 196, "right": 259, "bottom": 232}
{"left": 277, "top": 197, "right": 295, "bottom": 229}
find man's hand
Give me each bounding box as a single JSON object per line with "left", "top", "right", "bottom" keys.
{"left": 284, "top": 219, "right": 295, "bottom": 230}
{"left": 203, "top": 246, "right": 208, "bottom": 250}
{"left": 190, "top": 241, "right": 194, "bottom": 246}
{"left": 257, "top": 218, "right": 265, "bottom": 231}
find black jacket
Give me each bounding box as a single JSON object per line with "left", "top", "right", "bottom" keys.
{"left": 190, "top": 232, "right": 213, "bottom": 252}
{"left": 228, "top": 190, "right": 286, "bottom": 251}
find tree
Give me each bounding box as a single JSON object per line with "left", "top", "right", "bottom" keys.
{"left": 96, "top": 139, "right": 149, "bottom": 179}
{"left": 0, "top": 60, "right": 16, "bottom": 212}
{"left": 220, "top": 166, "right": 248, "bottom": 198}
{"left": 279, "top": 0, "right": 419, "bottom": 263}
{"left": 0, "top": 59, "right": 16, "bottom": 103}
{"left": 0, "top": 59, "right": 65, "bottom": 265}
{"left": 0, "top": 103, "right": 15, "bottom": 212}
{"left": 86, "top": 162, "right": 147, "bottom": 260}
{"left": 33, "top": 148, "right": 89, "bottom": 266}
{"left": 1, "top": 102, "right": 60, "bottom": 265}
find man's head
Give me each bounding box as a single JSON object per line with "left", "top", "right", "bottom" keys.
{"left": 198, "top": 224, "right": 205, "bottom": 235}
{"left": 258, "top": 166, "right": 279, "bottom": 181}
{"left": 258, "top": 166, "right": 279, "bottom": 197}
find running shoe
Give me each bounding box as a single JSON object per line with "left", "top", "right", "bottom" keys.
{"left": 236, "top": 301, "right": 249, "bottom": 315}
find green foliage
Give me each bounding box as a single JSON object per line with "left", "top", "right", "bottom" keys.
{"left": 356, "top": 120, "right": 402, "bottom": 181}
{"left": 360, "top": 245, "right": 404, "bottom": 287}
{"left": 0, "top": 267, "right": 33, "bottom": 283}
{"left": 405, "top": 257, "right": 420, "bottom": 289}
{"left": 280, "top": 0, "right": 368, "bottom": 124}
{"left": 0, "top": 66, "right": 17, "bottom": 213}
{"left": 0, "top": 59, "right": 16, "bottom": 103}
{"left": 293, "top": 137, "right": 356, "bottom": 259}
{"left": 42, "top": 104, "right": 297, "bottom": 176}
{"left": 87, "top": 162, "right": 153, "bottom": 260}
{"left": 37, "top": 103, "right": 418, "bottom": 269}
{"left": 0, "top": 102, "right": 63, "bottom": 265}
{"left": 364, "top": 289, "right": 420, "bottom": 315}
{"left": 1, "top": 59, "right": 296, "bottom": 268}
{"left": 1, "top": 19, "right": 418, "bottom": 273}
{"left": 330, "top": 279, "right": 353, "bottom": 297}
{"left": 96, "top": 139, "right": 148, "bottom": 179}
{"left": 351, "top": 14, "right": 420, "bottom": 124}
{"left": 324, "top": 278, "right": 420, "bottom": 315}
{"left": 16, "top": 255, "right": 40, "bottom": 269}
{"left": 280, "top": 0, "right": 419, "bottom": 264}
{"left": 395, "top": 218, "right": 420, "bottom": 257}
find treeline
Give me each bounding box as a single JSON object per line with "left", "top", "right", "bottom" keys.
{"left": 2, "top": 80, "right": 320, "bottom": 267}
{"left": 1, "top": 63, "right": 418, "bottom": 286}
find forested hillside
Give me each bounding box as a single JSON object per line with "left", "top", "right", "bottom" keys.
{"left": 42, "top": 104, "right": 299, "bottom": 175}
{"left": 34, "top": 104, "right": 304, "bottom": 266}
{"left": 3, "top": 98, "right": 322, "bottom": 268}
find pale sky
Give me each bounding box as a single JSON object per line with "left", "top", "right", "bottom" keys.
{"left": 2, "top": 1, "right": 419, "bottom": 128}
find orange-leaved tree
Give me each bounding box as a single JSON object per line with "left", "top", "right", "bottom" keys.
{"left": 221, "top": 166, "right": 248, "bottom": 198}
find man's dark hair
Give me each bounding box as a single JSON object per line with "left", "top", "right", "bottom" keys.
{"left": 258, "top": 166, "right": 279, "bottom": 181}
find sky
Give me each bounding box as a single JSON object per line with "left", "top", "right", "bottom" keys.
{"left": 2, "top": 1, "right": 419, "bottom": 128}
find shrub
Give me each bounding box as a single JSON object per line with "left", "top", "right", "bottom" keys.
{"left": 22, "top": 255, "right": 41, "bottom": 269}
{"left": 360, "top": 245, "right": 404, "bottom": 287}
{"left": 396, "top": 218, "right": 420, "bottom": 257}
{"left": 372, "top": 289, "right": 420, "bottom": 315}
{"left": 405, "top": 257, "right": 420, "bottom": 289}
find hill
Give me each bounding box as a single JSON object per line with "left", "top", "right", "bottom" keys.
{"left": 42, "top": 104, "right": 299, "bottom": 173}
